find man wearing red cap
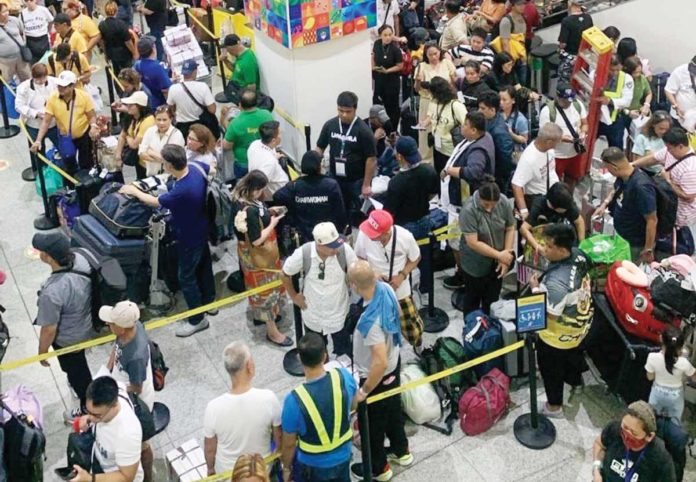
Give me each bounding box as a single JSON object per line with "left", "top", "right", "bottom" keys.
{"left": 355, "top": 210, "right": 424, "bottom": 348}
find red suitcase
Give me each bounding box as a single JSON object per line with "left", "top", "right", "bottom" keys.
{"left": 605, "top": 262, "right": 680, "bottom": 344}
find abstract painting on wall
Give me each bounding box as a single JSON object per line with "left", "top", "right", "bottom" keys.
{"left": 245, "top": 0, "right": 376, "bottom": 49}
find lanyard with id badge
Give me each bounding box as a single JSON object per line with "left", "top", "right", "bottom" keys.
{"left": 334, "top": 117, "right": 357, "bottom": 177}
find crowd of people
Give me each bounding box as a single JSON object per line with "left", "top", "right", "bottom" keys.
{"left": 8, "top": 0, "right": 696, "bottom": 481}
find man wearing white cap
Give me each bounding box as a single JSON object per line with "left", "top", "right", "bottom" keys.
{"left": 280, "top": 222, "right": 357, "bottom": 356}
{"left": 101, "top": 300, "right": 155, "bottom": 482}
{"left": 31, "top": 70, "right": 100, "bottom": 174}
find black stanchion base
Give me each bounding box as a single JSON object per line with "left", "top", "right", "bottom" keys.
{"left": 215, "top": 92, "right": 234, "bottom": 104}
{"left": 419, "top": 307, "right": 450, "bottom": 333}
{"left": 0, "top": 125, "right": 20, "bottom": 139}
{"left": 34, "top": 214, "right": 58, "bottom": 230}
{"left": 513, "top": 413, "right": 556, "bottom": 450}
{"left": 283, "top": 348, "right": 304, "bottom": 377}
{"left": 21, "top": 167, "right": 36, "bottom": 182}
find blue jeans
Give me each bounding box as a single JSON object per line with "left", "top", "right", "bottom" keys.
{"left": 598, "top": 117, "right": 626, "bottom": 150}
{"left": 148, "top": 25, "right": 165, "bottom": 61}
{"left": 649, "top": 384, "right": 684, "bottom": 421}
{"left": 234, "top": 162, "right": 248, "bottom": 179}
{"left": 177, "top": 243, "right": 216, "bottom": 325}
{"left": 27, "top": 125, "right": 59, "bottom": 159}
{"left": 295, "top": 460, "right": 350, "bottom": 482}
{"left": 403, "top": 216, "right": 431, "bottom": 293}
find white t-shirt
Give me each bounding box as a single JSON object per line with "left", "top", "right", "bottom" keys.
{"left": 511, "top": 143, "right": 559, "bottom": 196}
{"left": 354, "top": 226, "right": 421, "bottom": 300}
{"left": 538, "top": 102, "right": 587, "bottom": 159}
{"left": 373, "top": 0, "right": 400, "bottom": 40}
{"left": 645, "top": 352, "right": 695, "bottom": 388}
{"left": 166, "top": 81, "right": 215, "bottom": 123}
{"left": 21, "top": 6, "right": 53, "bottom": 37}
{"left": 282, "top": 242, "right": 357, "bottom": 334}
{"left": 139, "top": 125, "right": 186, "bottom": 176}
{"left": 203, "top": 388, "right": 281, "bottom": 475}
{"left": 665, "top": 64, "right": 696, "bottom": 120}
{"left": 654, "top": 147, "right": 696, "bottom": 227}
{"left": 94, "top": 388, "right": 144, "bottom": 482}
{"left": 247, "top": 140, "right": 289, "bottom": 195}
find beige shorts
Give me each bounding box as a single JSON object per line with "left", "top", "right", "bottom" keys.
{"left": 447, "top": 206, "right": 461, "bottom": 251}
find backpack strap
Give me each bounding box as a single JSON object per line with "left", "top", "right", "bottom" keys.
{"left": 337, "top": 244, "right": 347, "bottom": 273}
{"left": 665, "top": 152, "right": 696, "bottom": 173}
{"left": 301, "top": 243, "right": 312, "bottom": 278}
{"left": 388, "top": 226, "right": 397, "bottom": 280}
{"left": 189, "top": 161, "right": 209, "bottom": 183}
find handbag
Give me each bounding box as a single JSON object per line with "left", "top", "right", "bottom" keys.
{"left": 180, "top": 82, "right": 221, "bottom": 139}
{"left": 449, "top": 101, "right": 464, "bottom": 146}
{"left": 66, "top": 426, "right": 103, "bottom": 474}
{"left": 0, "top": 23, "right": 32, "bottom": 62}
{"left": 57, "top": 97, "right": 77, "bottom": 160}
{"left": 556, "top": 101, "right": 587, "bottom": 154}
{"left": 245, "top": 207, "right": 280, "bottom": 269}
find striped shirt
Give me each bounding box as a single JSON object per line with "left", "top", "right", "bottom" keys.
{"left": 655, "top": 147, "right": 696, "bottom": 226}
{"left": 448, "top": 44, "right": 495, "bottom": 71}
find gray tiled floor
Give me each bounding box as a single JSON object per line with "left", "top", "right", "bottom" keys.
{"left": 0, "top": 68, "right": 695, "bottom": 482}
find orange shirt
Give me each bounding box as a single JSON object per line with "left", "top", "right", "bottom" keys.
{"left": 480, "top": 0, "right": 506, "bottom": 25}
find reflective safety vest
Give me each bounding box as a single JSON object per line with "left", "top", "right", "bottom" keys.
{"left": 603, "top": 71, "right": 626, "bottom": 122}
{"left": 293, "top": 369, "right": 352, "bottom": 454}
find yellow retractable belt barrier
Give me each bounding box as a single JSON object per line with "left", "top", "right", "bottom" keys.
{"left": 0, "top": 74, "right": 16, "bottom": 96}
{"left": 274, "top": 105, "right": 308, "bottom": 132}
{"left": 0, "top": 279, "right": 282, "bottom": 372}
{"left": 106, "top": 65, "right": 125, "bottom": 92}
{"left": 19, "top": 120, "right": 81, "bottom": 186}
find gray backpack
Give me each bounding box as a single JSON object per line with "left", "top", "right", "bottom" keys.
{"left": 301, "top": 243, "right": 348, "bottom": 281}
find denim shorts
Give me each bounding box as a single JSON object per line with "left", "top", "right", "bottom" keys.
{"left": 648, "top": 384, "right": 684, "bottom": 421}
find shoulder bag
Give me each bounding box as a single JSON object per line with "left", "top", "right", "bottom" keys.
{"left": 555, "top": 101, "right": 586, "bottom": 154}
{"left": 450, "top": 101, "right": 464, "bottom": 146}
{"left": 180, "top": 82, "right": 221, "bottom": 139}
{"left": 0, "top": 22, "right": 32, "bottom": 62}
{"left": 244, "top": 205, "right": 280, "bottom": 269}
{"left": 57, "top": 97, "right": 77, "bottom": 160}
{"left": 122, "top": 118, "right": 144, "bottom": 166}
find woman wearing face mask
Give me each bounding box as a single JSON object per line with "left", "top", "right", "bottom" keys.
{"left": 592, "top": 401, "right": 676, "bottom": 482}
{"left": 631, "top": 111, "right": 671, "bottom": 166}
{"left": 138, "top": 104, "right": 185, "bottom": 176}
{"left": 15, "top": 63, "right": 59, "bottom": 160}
{"left": 372, "top": 24, "right": 403, "bottom": 129}
{"left": 414, "top": 42, "right": 455, "bottom": 159}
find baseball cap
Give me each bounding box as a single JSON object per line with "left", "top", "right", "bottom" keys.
{"left": 137, "top": 36, "right": 155, "bottom": 57}
{"left": 313, "top": 222, "right": 344, "bottom": 249}
{"left": 99, "top": 300, "right": 140, "bottom": 329}
{"left": 56, "top": 70, "right": 77, "bottom": 87}
{"left": 32, "top": 232, "right": 72, "bottom": 265}
{"left": 369, "top": 105, "right": 390, "bottom": 124}
{"left": 556, "top": 81, "right": 575, "bottom": 100}
{"left": 223, "top": 34, "right": 241, "bottom": 47}
{"left": 359, "top": 209, "right": 394, "bottom": 240}
{"left": 395, "top": 136, "right": 421, "bottom": 165}
{"left": 121, "top": 91, "right": 148, "bottom": 107}
{"left": 181, "top": 59, "right": 198, "bottom": 76}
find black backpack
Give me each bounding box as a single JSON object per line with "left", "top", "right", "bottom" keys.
{"left": 0, "top": 304, "right": 9, "bottom": 362}
{"left": 120, "top": 393, "right": 155, "bottom": 442}
{"left": 149, "top": 340, "right": 169, "bottom": 392}
{"left": 1, "top": 400, "right": 45, "bottom": 482}
{"left": 89, "top": 182, "right": 155, "bottom": 238}
{"left": 72, "top": 248, "right": 128, "bottom": 331}
{"left": 651, "top": 174, "right": 679, "bottom": 236}
{"left": 67, "top": 428, "right": 102, "bottom": 475}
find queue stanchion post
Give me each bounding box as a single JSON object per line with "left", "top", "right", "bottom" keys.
{"left": 357, "top": 401, "right": 373, "bottom": 482}
{"left": 32, "top": 140, "right": 59, "bottom": 230}
{"left": 214, "top": 42, "right": 232, "bottom": 104}
{"left": 418, "top": 233, "right": 449, "bottom": 333}
{"left": 0, "top": 71, "right": 20, "bottom": 139}
{"left": 513, "top": 293, "right": 556, "bottom": 449}
{"left": 303, "top": 125, "right": 311, "bottom": 153}
{"left": 282, "top": 272, "right": 305, "bottom": 376}
{"left": 104, "top": 66, "right": 122, "bottom": 136}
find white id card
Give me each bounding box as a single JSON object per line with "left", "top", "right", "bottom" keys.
{"left": 335, "top": 158, "right": 347, "bottom": 177}
{"left": 434, "top": 134, "right": 442, "bottom": 150}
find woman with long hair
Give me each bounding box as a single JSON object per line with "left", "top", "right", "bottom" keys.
{"left": 424, "top": 76, "right": 467, "bottom": 172}
{"left": 232, "top": 171, "right": 291, "bottom": 346}
{"left": 139, "top": 104, "right": 186, "bottom": 176}
{"left": 186, "top": 123, "right": 217, "bottom": 168}
{"left": 372, "top": 24, "right": 404, "bottom": 128}
{"left": 499, "top": 85, "right": 529, "bottom": 163}
{"left": 115, "top": 91, "right": 155, "bottom": 179}
{"left": 632, "top": 111, "right": 672, "bottom": 165}
{"left": 488, "top": 52, "right": 539, "bottom": 105}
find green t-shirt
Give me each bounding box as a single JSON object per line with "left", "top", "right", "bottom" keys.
{"left": 629, "top": 74, "right": 651, "bottom": 111}
{"left": 232, "top": 48, "right": 259, "bottom": 88}
{"left": 224, "top": 108, "right": 274, "bottom": 166}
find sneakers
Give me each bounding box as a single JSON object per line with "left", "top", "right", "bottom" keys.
{"left": 351, "top": 462, "right": 393, "bottom": 481}
{"left": 207, "top": 308, "right": 219, "bottom": 316}
{"left": 63, "top": 407, "right": 83, "bottom": 424}
{"left": 540, "top": 403, "right": 564, "bottom": 419}
{"left": 175, "top": 317, "right": 210, "bottom": 337}
{"left": 387, "top": 452, "right": 414, "bottom": 467}
{"left": 442, "top": 270, "right": 465, "bottom": 289}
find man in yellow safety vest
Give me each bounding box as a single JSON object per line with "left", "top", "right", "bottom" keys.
{"left": 280, "top": 333, "right": 357, "bottom": 482}
{"left": 597, "top": 55, "right": 634, "bottom": 149}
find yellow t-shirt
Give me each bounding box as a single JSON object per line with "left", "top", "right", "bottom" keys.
{"left": 128, "top": 115, "right": 156, "bottom": 166}
{"left": 47, "top": 52, "right": 90, "bottom": 82}
{"left": 416, "top": 59, "right": 456, "bottom": 100}
{"left": 45, "top": 89, "right": 95, "bottom": 138}
{"left": 73, "top": 14, "right": 99, "bottom": 43}
{"left": 55, "top": 29, "right": 88, "bottom": 55}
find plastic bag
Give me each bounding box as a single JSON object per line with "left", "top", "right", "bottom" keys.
{"left": 401, "top": 364, "right": 441, "bottom": 424}
{"left": 579, "top": 234, "right": 631, "bottom": 285}
{"left": 35, "top": 165, "right": 64, "bottom": 197}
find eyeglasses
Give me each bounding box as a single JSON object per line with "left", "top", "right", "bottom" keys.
{"left": 187, "top": 136, "right": 200, "bottom": 143}
{"left": 318, "top": 262, "right": 325, "bottom": 281}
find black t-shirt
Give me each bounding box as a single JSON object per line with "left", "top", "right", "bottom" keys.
{"left": 600, "top": 421, "right": 676, "bottom": 482}
{"left": 558, "top": 13, "right": 593, "bottom": 55}
{"left": 385, "top": 163, "right": 440, "bottom": 224}
{"left": 528, "top": 195, "right": 579, "bottom": 227}
{"left": 373, "top": 39, "right": 402, "bottom": 84}
{"left": 365, "top": 117, "right": 395, "bottom": 157}
{"left": 233, "top": 201, "right": 270, "bottom": 243}
{"left": 99, "top": 17, "right": 132, "bottom": 64}
{"left": 144, "top": 0, "right": 166, "bottom": 28}
{"left": 317, "top": 116, "right": 377, "bottom": 181}
{"left": 609, "top": 169, "right": 657, "bottom": 247}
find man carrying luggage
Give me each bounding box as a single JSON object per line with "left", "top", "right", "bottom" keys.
{"left": 529, "top": 223, "right": 593, "bottom": 419}
{"left": 281, "top": 333, "right": 356, "bottom": 482}
{"left": 33, "top": 232, "right": 94, "bottom": 423}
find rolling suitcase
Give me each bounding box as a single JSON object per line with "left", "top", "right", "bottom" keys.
{"left": 491, "top": 300, "right": 529, "bottom": 378}
{"left": 71, "top": 215, "right": 146, "bottom": 275}
{"left": 74, "top": 169, "right": 104, "bottom": 214}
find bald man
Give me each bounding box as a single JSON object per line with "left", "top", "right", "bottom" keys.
{"left": 348, "top": 260, "right": 412, "bottom": 480}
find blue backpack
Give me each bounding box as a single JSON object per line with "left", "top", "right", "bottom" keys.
{"left": 462, "top": 310, "right": 504, "bottom": 379}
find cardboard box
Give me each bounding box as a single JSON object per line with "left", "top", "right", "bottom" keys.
{"left": 165, "top": 439, "right": 207, "bottom": 482}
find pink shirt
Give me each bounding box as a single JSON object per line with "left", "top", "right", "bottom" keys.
{"left": 654, "top": 147, "right": 696, "bottom": 226}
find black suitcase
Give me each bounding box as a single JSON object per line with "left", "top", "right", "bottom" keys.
{"left": 71, "top": 215, "right": 146, "bottom": 275}
{"left": 74, "top": 169, "right": 104, "bottom": 213}
{"left": 584, "top": 293, "right": 660, "bottom": 404}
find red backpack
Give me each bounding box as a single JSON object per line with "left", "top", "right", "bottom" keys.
{"left": 401, "top": 48, "right": 413, "bottom": 77}
{"left": 458, "top": 368, "right": 510, "bottom": 436}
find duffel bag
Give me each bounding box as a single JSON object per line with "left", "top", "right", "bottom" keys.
{"left": 89, "top": 182, "right": 154, "bottom": 238}
{"left": 401, "top": 364, "right": 441, "bottom": 424}
{"left": 458, "top": 368, "right": 510, "bottom": 436}
{"left": 462, "top": 310, "right": 504, "bottom": 379}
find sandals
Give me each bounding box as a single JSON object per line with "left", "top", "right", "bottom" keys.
{"left": 266, "top": 334, "right": 293, "bottom": 347}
